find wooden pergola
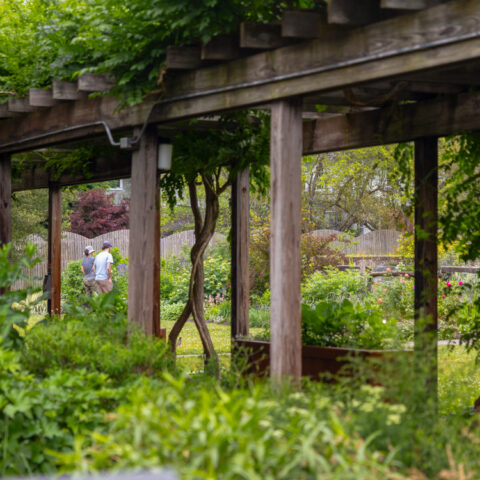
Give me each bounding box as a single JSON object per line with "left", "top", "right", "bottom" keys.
{"left": 1, "top": 0, "right": 479, "bottom": 390}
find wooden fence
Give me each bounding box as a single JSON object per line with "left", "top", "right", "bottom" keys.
{"left": 13, "top": 229, "right": 225, "bottom": 289}
{"left": 309, "top": 229, "right": 402, "bottom": 256}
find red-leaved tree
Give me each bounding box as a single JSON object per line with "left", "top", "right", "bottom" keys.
{"left": 69, "top": 189, "right": 129, "bottom": 238}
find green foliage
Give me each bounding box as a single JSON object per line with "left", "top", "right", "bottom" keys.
{"left": 0, "top": 360, "right": 123, "bottom": 476}
{"left": 302, "top": 268, "right": 369, "bottom": 305}
{"left": 55, "top": 374, "right": 403, "bottom": 479}
{"left": 301, "top": 299, "right": 396, "bottom": 349}
{"left": 0, "top": 0, "right": 316, "bottom": 104}
{"left": 22, "top": 294, "right": 173, "bottom": 382}
{"left": 0, "top": 243, "right": 42, "bottom": 350}
{"left": 160, "top": 301, "right": 186, "bottom": 323}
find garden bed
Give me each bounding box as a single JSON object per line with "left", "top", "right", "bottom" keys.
{"left": 234, "top": 338, "right": 412, "bottom": 381}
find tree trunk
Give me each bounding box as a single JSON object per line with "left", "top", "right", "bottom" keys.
{"left": 168, "top": 174, "right": 220, "bottom": 375}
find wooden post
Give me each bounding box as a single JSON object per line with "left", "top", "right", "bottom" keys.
{"left": 270, "top": 98, "right": 303, "bottom": 382}
{"left": 48, "top": 184, "right": 62, "bottom": 315}
{"left": 414, "top": 137, "right": 438, "bottom": 406}
{"left": 128, "top": 126, "right": 160, "bottom": 336}
{"left": 231, "top": 167, "right": 250, "bottom": 339}
{"left": 0, "top": 155, "right": 11, "bottom": 246}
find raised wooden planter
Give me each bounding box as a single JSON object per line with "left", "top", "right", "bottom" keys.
{"left": 234, "top": 338, "right": 412, "bottom": 381}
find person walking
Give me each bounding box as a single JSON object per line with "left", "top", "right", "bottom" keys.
{"left": 94, "top": 241, "right": 114, "bottom": 293}
{"left": 81, "top": 245, "right": 96, "bottom": 297}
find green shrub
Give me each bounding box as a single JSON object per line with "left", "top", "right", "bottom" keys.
{"left": 301, "top": 299, "right": 396, "bottom": 349}
{"left": 302, "top": 268, "right": 369, "bottom": 305}
{"left": 205, "top": 299, "right": 231, "bottom": 324}
{"left": 249, "top": 305, "right": 270, "bottom": 329}
{"left": 56, "top": 374, "right": 405, "bottom": 479}
{"left": 22, "top": 293, "right": 174, "bottom": 382}
{"left": 0, "top": 348, "right": 123, "bottom": 475}
{"left": 0, "top": 243, "right": 43, "bottom": 350}
{"left": 161, "top": 301, "right": 186, "bottom": 322}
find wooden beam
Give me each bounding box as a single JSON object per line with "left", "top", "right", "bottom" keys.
{"left": 240, "top": 23, "right": 292, "bottom": 49}
{"left": 201, "top": 35, "right": 240, "bottom": 61}
{"left": 302, "top": 91, "right": 480, "bottom": 154}
{"left": 29, "top": 88, "right": 59, "bottom": 108}
{"left": 155, "top": 0, "right": 480, "bottom": 122}
{"left": 8, "top": 97, "right": 36, "bottom": 113}
{"left": 414, "top": 137, "right": 438, "bottom": 410}
{"left": 270, "top": 98, "right": 303, "bottom": 382}
{"left": 0, "top": 104, "right": 19, "bottom": 119}
{"left": 328, "top": 0, "right": 392, "bottom": 25}
{"left": 381, "top": 0, "right": 445, "bottom": 9}
{"left": 77, "top": 73, "right": 114, "bottom": 92}
{"left": 231, "top": 167, "right": 250, "bottom": 339}
{"left": 52, "top": 80, "right": 88, "bottom": 101}
{"left": 166, "top": 46, "right": 203, "bottom": 70}
{"left": 282, "top": 10, "right": 345, "bottom": 40}
{"left": 153, "top": 179, "right": 162, "bottom": 338}
{"left": 128, "top": 126, "right": 159, "bottom": 336}
{"left": 47, "top": 184, "right": 62, "bottom": 316}
{"left": 0, "top": 156, "right": 11, "bottom": 246}
{"left": 0, "top": 95, "right": 156, "bottom": 154}
{"left": 12, "top": 151, "right": 132, "bottom": 192}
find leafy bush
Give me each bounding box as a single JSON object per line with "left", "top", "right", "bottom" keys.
{"left": 250, "top": 229, "right": 350, "bottom": 296}
{"left": 0, "top": 358, "right": 123, "bottom": 476}
{"left": 56, "top": 374, "right": 405, "bottom": 479}
{"left": 161, "top": 301, "right": 186, "bottom": 323}
{"left": 302, "top": 268, "right": 369, "bottom": 305}
{"left": 301, "top": 299, "right": 396, "bottom": 349}
{"left": 0, "top": 243, "right": 43, "bottom": 350}
{"left": 22, "top": 292, "right": 174, "bottom": 382}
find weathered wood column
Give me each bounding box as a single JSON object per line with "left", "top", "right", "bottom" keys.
{"left": 47, "top": 184, "right": 62, "bottom": 315}
{"left": 231, "top": 167, "right": 250, "bottom": 339}
{"left": 270, "top": 98, "right": 303, "bottom": 382}
{"left": 414, "top": 137, "right": 438, "bottom": 405}
{"left": 0, "top": 155, "right": 11, "bottom": 247}
{"left": 128, "top": 126, "right": 161, "bottom": 336}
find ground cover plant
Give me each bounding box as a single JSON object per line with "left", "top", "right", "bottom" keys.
{"left": 3, "top": 245, "right": 480, "bottom": 478}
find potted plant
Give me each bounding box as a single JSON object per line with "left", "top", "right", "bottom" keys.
{"left": 234, "top": 298, "right": 412, "bottom": 380}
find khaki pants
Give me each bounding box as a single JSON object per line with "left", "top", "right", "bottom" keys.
{"left": 96, "top": 278, "right": 113, "bottom": 293}
{"left": 83, "top": 279, "right": 96, "bottom": 297}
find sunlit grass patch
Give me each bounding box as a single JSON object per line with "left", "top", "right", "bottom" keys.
{"left": 162, "top": 320, "right": 264, "bottom": 355}
{"left": 439, "top": 345, "right": 480, "bottom": 413}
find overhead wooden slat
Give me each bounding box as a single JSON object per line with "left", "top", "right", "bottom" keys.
{"left": 0, "top": 104, "right": 19, "bottom": 118}
{"left": 8, "top": 97, "right": 36, "bottom": 113}
{"left": 381, "top": 0, "right": 445, "bottom": 9}
{"left": 29, "top": 88, "right": 59, "bottom": 108}
{"left": 240, "top": 23, "right": 292, "bottom": 49}
{"left": 282, "top": 10, "right": 345, "bottom": 39}
{"left": 52, "top": 80, "right": 88, "bottom": 101}
{"left": 328, "top": 0, "right": 393, "bottom": 25}
{"left": 302, "top": 90, "right": 480, "bottom": 154}
{"left": 77, "top": 73, "right": 115, "bottom": 92}
{"left": 166, "top": 46, "right": 203, "bottom": 70}
{"left": 201, "top": 35, "right": 240, "bottom": 61}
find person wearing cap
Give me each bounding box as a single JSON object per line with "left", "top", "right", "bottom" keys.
{"left": 81, "top": 246, "right": 96, "bottom": 297}
{"left": 94, "top": 241, "right": 114, "bottom": 293}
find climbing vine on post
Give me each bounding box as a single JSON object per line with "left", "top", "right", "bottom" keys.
{"left": 161, "top": 112, "right": 269, "bottom": 373}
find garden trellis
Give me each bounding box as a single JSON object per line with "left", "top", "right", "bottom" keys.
{"left": 2, "top": 0, "right": 480, "bottom": 400}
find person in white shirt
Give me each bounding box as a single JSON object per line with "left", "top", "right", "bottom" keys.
{"left": 94, "top": 241, "right": 114, "bottom": 293}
